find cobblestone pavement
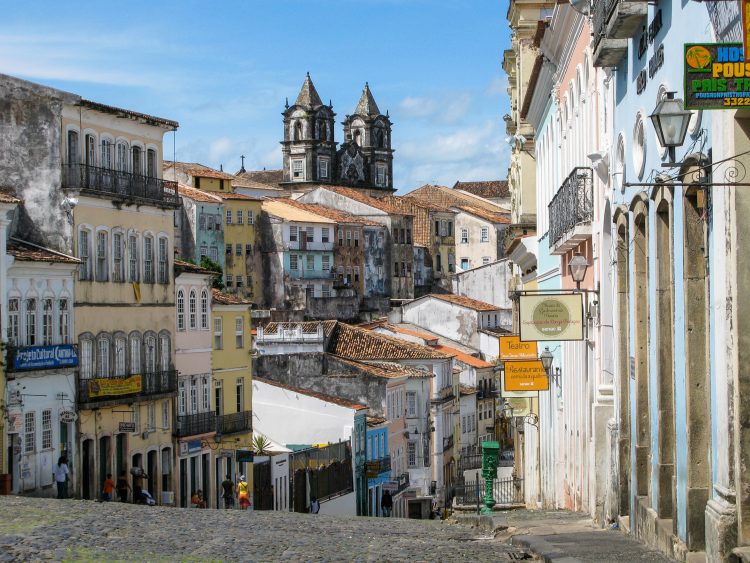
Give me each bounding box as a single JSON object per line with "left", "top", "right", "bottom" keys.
{"left": 0, "top": 496, "right": 533, "bottom": 562}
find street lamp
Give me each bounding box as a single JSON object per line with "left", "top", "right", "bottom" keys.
{"left": 649, "top": 91, "right": 693, "bottom": 166}
{"left": 568, "top": 253, "right": 589, "bottom": 290}
{"left": 540, "top": 347, "right": 553, "bottom": 375}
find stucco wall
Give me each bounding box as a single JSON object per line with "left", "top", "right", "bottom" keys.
{"left": 401, "top": 298, "right": 485, "bottom": 348}
{"left": 452, "top": 259, "right": 513, "bottom": 311}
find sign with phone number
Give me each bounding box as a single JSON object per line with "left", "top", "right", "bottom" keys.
{"left": 685, "top": 43, "right": 750, "bottom": 109}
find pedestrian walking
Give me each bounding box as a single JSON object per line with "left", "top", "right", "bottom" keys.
{"left": 191, "top": 490, "right": 207, "bottom": 508}
{"left": 310, "top": 496, "right": 320, "bottom": 514}
{"left": 116, "top": 470, "right": 130, "bottom": 503}
{"left": 102, "top": 473, "right": 115, "bottom": 501}
{"left": 221, "top": 474, "right": 235, "bottom": 509}
{"left": 130, "top": 466, "right": 147, "bottom": 504}
{"left": 380, "top": 490, "right": 393, "bottom": 517}
{"left": 53, "top": 456, "right": 70, "bottom": 499}
{"left": 237, "top": 475, "right": 250, "bottom": 510}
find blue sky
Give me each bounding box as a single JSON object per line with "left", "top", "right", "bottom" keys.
{"left": 1, "top": 0, "right": 511, "bottom": 192}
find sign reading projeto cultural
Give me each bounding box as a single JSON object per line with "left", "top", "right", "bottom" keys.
{"left": 519, "top": 294, "right": 584, "bottom": 342}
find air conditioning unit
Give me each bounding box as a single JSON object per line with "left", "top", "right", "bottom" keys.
{"left": 161, "top": 491, "right": 175, "bottom": 506}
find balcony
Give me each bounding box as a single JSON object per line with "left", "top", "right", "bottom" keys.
{"left": 548, "top": 167, "right": 593, "bottom": 255}
{"left": 366, "top": 456, "right": 391, "bottom": 476}
{"left": 62, "top": 163, "right": 180, "bottom": 207}
{"left": 286, "top": 240, "right": 335, "bottom": 252}
{"left": 592, "top": 0, "right": 647, "bottom": 67}
{"left": 175, "top": 411, "right": 216, "bottom": 437}
{"left": 77, "top": 370, "right": 177, "bottom": 407}
{"left": 395, "top": 472, "right": 410, "bottom": 493}
{"left": 217, "top": 410, "right": 253, "bottom": 435}
{"left": 443, "top": 435, "right": 454, "bottom": 453}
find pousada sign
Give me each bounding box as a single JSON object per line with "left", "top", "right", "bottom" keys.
{"left": 684, "top": 43, "right": 750, "bottom": 109}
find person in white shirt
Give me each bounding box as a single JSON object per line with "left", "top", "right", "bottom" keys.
{"left": 53, "top": 456, "right": 70, "bottom": 499}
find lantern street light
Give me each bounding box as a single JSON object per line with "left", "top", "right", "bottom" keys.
{"left": 649, "top": 91, "right": 693, "bottom": 166}
{"left": 540, "top": 346, "right": 554, "bottom": 374}
{"left": 568, "top": 252, "right": 589, "bottom": 290}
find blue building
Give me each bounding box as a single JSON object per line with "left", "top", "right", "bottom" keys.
{"left": 366, "top": 417, "right": 390, "bottom": 517}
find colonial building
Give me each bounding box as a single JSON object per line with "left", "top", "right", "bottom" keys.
{"left": 175, "top": 184, "right": 224, "bottom": 270}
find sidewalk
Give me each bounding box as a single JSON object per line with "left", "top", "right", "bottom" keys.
{"left": 490, "top": 509, "right": 676, "bottom": 562}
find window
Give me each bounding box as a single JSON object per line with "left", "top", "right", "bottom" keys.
{"left": 236, "top": 377, "right": 245, "bottom": 412}
{"left": 460, "top": 228, "right": 469, "bottom": 244}
{"left": 338, "top": 230, "right": 343, "bottom": 246}
{"left": 407, "top": 392, "right": 417, "bottom": 417}
{"left": 480, "top": 227, "right": 489, "bottom": 242}
{"left": 237, "top": 210, "right": 243, "bottom": 224}
{"left": 482, "top": 257, "right": 491, "bottom": 265}
{"left": 80, "top": 338, "right": 94, "bottom": 378}
{"left": 148, "top": 403, "right": 155, "bottom": 431}
{"left": 147, "top": 149, "right": 157, "bottom": 177}
{"left": 204, "top": 215, "right": 212, "bottom": 230}
{"left": 132, "top": 146, "right": 142, "bottom": 175}
{"left": 346, "top": 231, "right": 352, "bottom": 246}
{"left": 354, "top": 266, "right": 360, "bottom": 282}
{"left": 114, "top": 337, "right": 126, "bottom": 376}
{"left": 306, "top": 255, "right": 314, "bottom": 271}
{"left": 394, "top": 261, "right": 399, "bottom": 277}
{"left": 42, "top": 409, "right": 52, "bottom": 450}
{"left": 79, "top": 229, "right": 91, "bottom": 280}
{"left": 354, "top": 231, "right": 360, "bottom": 247}
{"left": 322, "top": 255, "right": 330, "bottom": 271}
{"left": 318, "top": 158, "right": 329, "bottom": 179}
{"left": 214, "top": 317, "right": 223, "bottom": 349}
{"left": 406, "top": 229, "right": 412, "bottom": 244}
{"left": 129, "top": 334, "right": 141, "bottom": 375}
{"left": 226, "top": 244, "right": 232, "bottom": 255}
{"left": 7, "top": 298, "right": 19, "bottom": 345}
{"left": 25, "top": 298, "right": 36, "bottom": 345}
{"left": 235, "top": 317, "right": 244, "bottom": 348}
{"left": 179, "top": 380, "right": 186, "bottom": 415}
{"left": 96, "top": 231, "right": 108, "bottom": 282}
{"left": 188, "top": 290, "right": 197, "bottom": 329}
{"left": 129, "top": 234, "right": 139, "bottom": 282}
{"left": 226, "top": 209, "right": 232, "bottom": 224}
{"left": 190, "top": 381, "right": 198, "bottom": 413}
{"left": 448, "top": 254, "right": 455, "bottom": 273}
{"left": 306, "top": 229, "right": 314, "bottom": 243}
{"left": 289, "top": 226, "right": 298, "bottom": 242}
{"left": 235, "top": 244, "right": 242, "bottom": 256}
{"left": 133, "top": 405, "right": 140, "bottom": 433}
{"left": 113, "top": 232, "right": 125, "bottom": 282}
{"left": 407, "top": 441, "right": 416, "bottom": 467}
{"left": 100, "top": 139, "right": 112, "bottom": 169}
{"left": 162, "top": 401, "right": 170, "bottom": 429}
{"left": 290, "top": 255, "right": 298, "bottom": 271}
{"left": 42, "top": 298, "right": 53, "bottom": 345}
{"left": 200, "top": 245, "right": 207, "bottom": 259}
{"left": 58, "top": 299, "right": 69, "bottom": 343}
{"left": 24, "top": 412, "right": 35, "bottom": 454}
{"left": 200, "top": 290, "right": 209, "bottom": 329}
{"left": 144, "top": 236, "right": 154, "bottom": 283}
{"left": 321, "top": 228, "right": 329, "bottom": 243}
{"left": 116, "top": 142, "right": 128, "bottom": 172}
{"left": 97, "top": 337, "right": 110, "bottom": 377}
{"left": 144, "top": 335, "right": 157, "bottom": 373}
{"left": 226, "top": 274, "right": 233, "bottom": 287}
{"left": 215, "top": 380, "right": 223, "bottom": 416}
{"left": 236, "top": 276, "right": 244, "bottom": 288}
{"left": 322, "top": 285, "right": 331, "bottom": 298}
{"left": 202, "top": 376, "right": 210, "bottom": 410}
{"left": 292, "top": 159, "right": 304, "bottom": 180}
{"left": 401, "top": 262, "right": 407, "bottom": 277}
{"left": 448, "top": 221, "right": 453, "bottom": 236}
{"left": 67, "top": 130, "right": 79, "bottom": 164}
{"left": 160, "top": 334, "right": 170, "bottom": 372}
{"left": 461, "top": 258, "right": 469, "bottom": 270}
{"left": 436, "top": 254, "right": 442, "bottom": 272}
{"left": 376, "top": 164, "right": 386, "bottom": 185}
{"left": 247, "top": 210, "right": 254, "bottom": 225}
{"left": 158, "top": 237, "right": 169, "bottom": 284}
{"left": 210, "top": 246, "right": 218, "bottom": 263}
{"left": 245, "top": 244, "right": 252, "bottom": 255}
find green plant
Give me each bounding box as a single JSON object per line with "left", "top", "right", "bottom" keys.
{"left": 252, "top": 434, "right": 272, "bottom": 456}
{"left": 200, "top": 256, "right": 225, "bottom": 290}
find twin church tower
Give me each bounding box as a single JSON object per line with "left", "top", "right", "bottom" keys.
{"left": 281, "top": 73, "right": 395, "bottom": 195}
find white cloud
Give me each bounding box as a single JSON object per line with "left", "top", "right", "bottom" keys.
{"left": 398, "top": 96, "right": 439, "bottom": 118}
{"left": 396, "top": 91, "right": 473, "bottom": 124}
{"left": 487, "top": 76, "right": 509, "bottom": 96}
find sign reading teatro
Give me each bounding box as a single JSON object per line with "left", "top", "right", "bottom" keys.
{"left": 684, "top": 43, "right": 750, "bottom": 109}
{"left": 499, "top": 335, "right": 538, "bottom": 360}
{"left": 519, "top": 294, "right": 583, "bottom": 342}
{"left": 13, "top": 344, "right": 78, "bottom": 371}
{"left": 88, "top": 375, "right": 142, "bottom": 398}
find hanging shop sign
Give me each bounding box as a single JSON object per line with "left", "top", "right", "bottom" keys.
{"left": 499, "top": 335, "right": 538, "bottom": 361}
{"left": 118, "top": 422, "right": 136, "bottom": 433}
{"left": 236, "top": 450, "right": 254, "bottom": 463}
{"left": 503, "top": 360, "right": 549, "bottom": 392}
{"left": 504, "top": 397, "right": 532, "bottom": 418}
{"left": 88, "top": 375, "right": 142, "bottom": 398}
{"left": 519, "top": 294, "right": 584, "bottom": 342}
{"left": 744, "top": 0, "right": 750, "bottom": 65}
{"left": 684, "top": 43, "right": 750, "bottom": 109}
{"left": 13, "top": 344, "right": 78, "bottom": 371}
{"left": 59, "top": 410, "right": 77, "bottom": 423}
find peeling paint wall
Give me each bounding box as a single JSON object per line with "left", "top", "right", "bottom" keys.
{"left": 363, "top": 226, "right": 387, "bottom": 298}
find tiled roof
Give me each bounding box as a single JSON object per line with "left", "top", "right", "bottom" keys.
{"left": 80, "top": 99, "right": 178, "bottom": 129}
{"left": 0, "top": 188, "right": 21, "bottom": 204}
{"left": 453, "top": 181, "right": 510, "bottom": 200}
{"left": 405, "top": 184, "right": 508, "bottom": 213}
{"left": 234, "top": 169, "right": 284, "bottom": 187}
{"left": 255, "top": 377, "right": 367, "bottom": 410}
{"left": 282, "top": 199, "right": 382, "bottom": 227}
{"left": 263, "top": 199, "right": 334, "bottom": 224}
{"left": 326, "top": 321, "right": 451, "bottom": 360}
{"left": 320, "top": 186, "right": 408, "bottom": 216}
{"left": 422, "top": 293, "right": 500, "bottom": 312}
{"left": 480, "top": 326, "right": 513, "bottom": 336}
{"left": 382, "top": 196, "right": 453, "bottom": 247}
{"left": 214, "top": 192, "right": 262, "bottom": 201}
{"left": 456, "top": 205, "right": 510, "bottom": 224}
{"left": 331, "top": 356, "right": 433, "bottom": 379}
{"left": 211, "top": 288, "right": 253, "bottom": 305}
{"left": 366, "top": 416, "right": 387, "bottom": 427}
{"left": 460, "top": 385, "right": 478, "bottom": 396}
{"left": 165, "top": 161, "right": 236, "bottom": 181}
{"left": 174, "top": 259, "right": 215, "bottom": 276}
{"left": 262, "top": 321, "right": 323, "bottom": 334}
{"left": 7, "top": 238, "right": 80, "bottom": 264}
{"left": 294, "top": 73, "right": 324, "bottom": 108}
{"left": 354, "top": 83, "right": 381, "bottom": 116}
{"left": 177, "top": 184, "right": 223, "bottom": 203}
{"left": 433, "top": 345, "right": 493, "bottom": 368}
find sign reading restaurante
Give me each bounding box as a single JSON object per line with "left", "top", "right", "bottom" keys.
{"left": 684, "top": 43, "right": 750, "bottom": 109}
{"left": 503, "top": 360, "right": 549, "bottom": 392}
{"left": 519, "top": 294, "right": 584, "bottom": 342}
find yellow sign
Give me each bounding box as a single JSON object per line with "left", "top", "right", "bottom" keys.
{"left": 744, "top": 0, "right": 750, "bottom": 68}
{"left": 519, "top": 294, "right": 584, "bottom": 342}
{"left": 88, "top": 375, "right": 142, "bottom": 398}
{"left": 503, "top": 361, "right": 549, "bottom": 392}
{"left": 499, "top": 335, "right": 538, "bottom": 360}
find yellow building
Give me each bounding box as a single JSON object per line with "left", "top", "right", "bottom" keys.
{"left": 164, "top": 162, "right": 262, "bottom": 300}
{"left": 61, "top": 99, "right": 179, "bottom": 503}
{"left": 210, "top": 289, "right": 254, "bottom": 497}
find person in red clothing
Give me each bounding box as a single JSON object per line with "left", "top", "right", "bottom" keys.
{"left": 102, "top": 473, "right": 115, "bottom": 501}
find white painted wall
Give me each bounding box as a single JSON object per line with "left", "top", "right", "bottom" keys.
{"left": 452, "top": 259, "right": 513, "bottom": 312}
{"left": 402, "top": 297, "right": 498, "bottom": 348}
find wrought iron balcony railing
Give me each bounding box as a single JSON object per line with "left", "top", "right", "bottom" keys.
{"left": 77, "top": 370, "right": 177, "bottom": 406}
{"left": 592, "top": 0, "right": 648, "bottom": 55}
{"left": 443, "top": 435, "right": 454, "bottom": 452}
{"left": 62, "top": 163, "right": 180, "bottom": 207}
{"left": 548, "top": 167, "right": 593, "bottom": 250}
{"left": 175, "top": 411, "right": 216, "bottom": 437}
{"left": 217, "top": 410, "right": 253, "bottom": 435}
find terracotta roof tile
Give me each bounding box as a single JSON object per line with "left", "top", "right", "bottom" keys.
{"left": 177, "top": 184, "right": 223, "bottom": 203}
{"left": 326, "top": 321, "right": 451, "bottom": 360}
{"left": 382, "top": 196, "right": 454, "bottom": 246}
{"left": 174, "top": 259, "right": 216, "bottom": 276}
{"left": 423, "top": 293, "right": 500, "bottom": 312}
{"left": 255, "top": 377, "right": 367, "bottom": 410}
{"left": 262, "top": 321, "right": 323, "bottom": 334}
{"left": 331, "top": 356, "right": 433, "bottom": 379}
{"left": 455, "top": 205, "right": 510, "bottom": 224}
{"left": 320, "top": 186, "right": 410, "bottom": 216}
{"left": 433, "top": 345, "right": 493, "bottom": 368}
{"left": 7, "top": 238, "right": 79, "bottom": 264}
{"left": 406, "top": 184, "right": 509, "bottom": 213}
{"left": 282, "top": 199, "right": 382, "bottom": 227}
{"left": 234, "top": 169, "right": 284, "bottom": 187}
{"left": 366, "top": 416, "right": 387, "bottom": 427}
{"left": 460, "top": 385, "right": 478, "bottom": 396}
{"left": 214, "top": 192, "right": 262, "bottom": 201}
{"left": 165, "top": 161, "right": 235, "bottom": 181}
{"left": 453, "top": 181, "right": 510, "bottom": 200}
{"left": 0, "top": 188, "right": 22, "bottom": 204}
{"left": 211, "top": 288, "right": 253, "bottom": 305}
{"left": 263, "top": 199, "right": 334, "bottom": 223}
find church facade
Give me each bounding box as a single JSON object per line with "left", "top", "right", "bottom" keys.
{"left": 280, "top": 74, "right": 395, "bottom": 197}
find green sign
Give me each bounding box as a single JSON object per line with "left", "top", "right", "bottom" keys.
{"left": 684, "top": 43, "right": 750, "bottom": 110}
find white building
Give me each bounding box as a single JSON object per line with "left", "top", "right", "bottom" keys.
{"left": 452, "top": 258, "right": 513, "bottom": 310}
{"left": 4, "top": 238, "right": 79, "bottom": 496}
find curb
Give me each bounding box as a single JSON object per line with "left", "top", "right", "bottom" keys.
{"left": 452, "top": 514, "right": 508, "bottom": 534}
{"left": 511, "top": 535, "right": 582, "bottom": 563}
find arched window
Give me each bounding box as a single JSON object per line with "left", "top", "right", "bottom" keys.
{"left": 97, "top": 335, "right": 110, "bottom": 378}
{"left": 129, "top": 332, "right": 141, "bottom": 375}
{"left": 189, "top": 289, "right": 197, "bottom": 330}
{"left": 42, "top": 297, "right": 54, "bottom": 345}
{"left": 294, "top": 121, "right": 302, "bottom": 141}
{"left": 25, "top": 298, "right": 37, "bottom": 346}
{"left": 354, "top": 129, "right": 361, "bottom": 146}
{"left": 145, "top": 334, "right": 157, "bottom": 373}
{"left": 143, "top": 235, "right": 154, "bottom": 283}
{"left": 177, "top": 289, "right": 185, "bottom": 331}
{"left": 101, "top": 138, "right": 113, "bottom": 169}
{"left": 159, "top": 333, "right": 171, "bottom": 372}
{"left": 200, "top": 289, "right": 209, "bottom": 330}
{"left": 116, "top": 141, "right": 128, "bottom": 172}
{"left": 114, "top": 335, "right": 127, "bottom": 376}
{"left": 80, "top": 335, "right": 94, "bottom": 379}
{"left": 146, "top": 148, "right": 157, "bottom": 177}
{"left": 132, "top": 145, "right": 142, "bottom": 175}
{"left": 67, "top": 130, "right": 79, "bottom": 165}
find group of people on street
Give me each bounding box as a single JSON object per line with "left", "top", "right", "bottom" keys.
{"left": 215, "top": 474, "right": 251, "bottom": 510}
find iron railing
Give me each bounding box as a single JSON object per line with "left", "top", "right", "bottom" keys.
{"left": 290, "top": 441, "right": 354, "bottom": 511}
{"left": 592, "top": 0, "right": 619, "bottom": 51}
{"left": 548, "top": 167, "right": 593, "bottom": 248}
{"left": 366, "top": 455, "right": 391, "bottom": 475}
{"left": 77, "top": 370, "right": 177, "bottom": 405}
{"left": 175, "top": 411, "right": 216, "bottom": 437}
{"left": 454, "top": 476, "right": 525, "bottom": 509}
{"left": 62, "top": 163, "right": 180, "bottom": 207}
{"left": 217, "top": 410, "right": 253, "bottom": 435}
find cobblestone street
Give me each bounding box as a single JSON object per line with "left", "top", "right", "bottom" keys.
{"left": 0, "top": 497, "right": 532, "bottom": 562}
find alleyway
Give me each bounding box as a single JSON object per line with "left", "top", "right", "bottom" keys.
{"left": 0, "top": 496, "right": 675, "bottom": 562}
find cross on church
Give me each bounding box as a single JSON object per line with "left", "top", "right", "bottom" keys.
{"left": 239, "top": 155, "right": 246, "bottom": 173}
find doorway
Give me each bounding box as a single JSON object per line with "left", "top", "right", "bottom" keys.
{"left": 82, "top": 439, "right": 94, "bottom": 500}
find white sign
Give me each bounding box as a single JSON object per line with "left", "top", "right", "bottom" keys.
{"left": 59, "top": 410, "right": 77, "bottom": 423}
